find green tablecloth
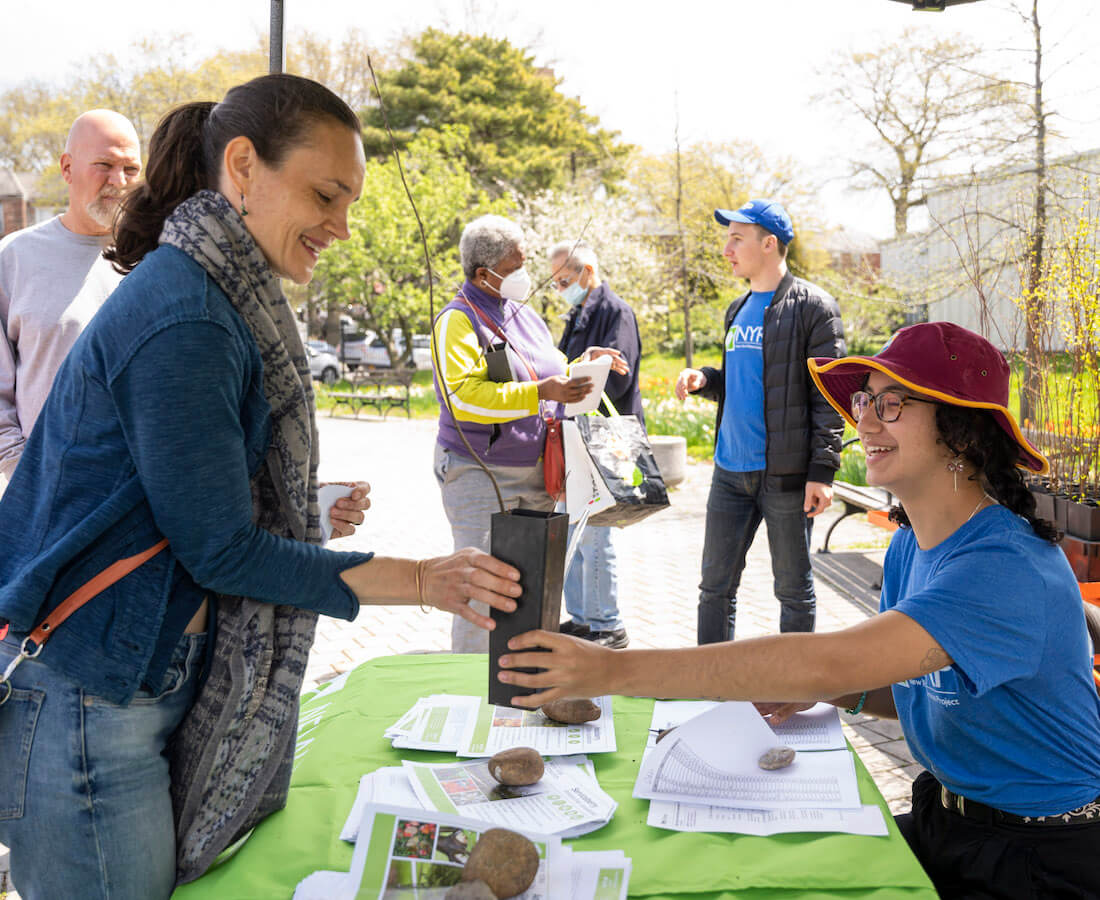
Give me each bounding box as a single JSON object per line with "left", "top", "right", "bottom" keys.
{"left": 173, "top": 654, "right": 937, "bottom": 899}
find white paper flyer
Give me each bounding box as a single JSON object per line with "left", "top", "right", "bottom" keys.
{"left": 456, "top": 695, "right": 616, "bottom": 757}
{"left": 294, "top": 802, "right": 559, "bottom": 900}
{"left": 402, "top": 755, "right": 616, "bottom": 836}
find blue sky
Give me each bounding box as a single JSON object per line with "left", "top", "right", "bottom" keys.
{"left": 4, "top": 0, "right": 1097, "bottom": 238}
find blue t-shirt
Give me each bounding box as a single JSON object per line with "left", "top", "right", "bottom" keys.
{"left": 883, "top": 504, "right": 1100, "bottom": 815}
{"left": 714, "top": 291, "right": 773, "bottom": 472}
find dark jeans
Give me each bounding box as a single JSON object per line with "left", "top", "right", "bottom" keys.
{"left": 896, "top": 771, "right": 1100, "bottom": 899}
{"left": 697, "top": 466, "right": 815, "bottom": 644}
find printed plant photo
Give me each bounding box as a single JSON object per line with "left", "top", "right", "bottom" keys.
{"left": 383, "top": 859, "right": 463, "bottom": 897}
{"left": 432, "top": 825, "right": 477, "bottom": 865}
{"left": 491, "top": 707, "right": 524, "bottom": 728}
{"left": 436, "top": 762, "right": 547, "bottom": 806}
{"left": 392, "top": 819, "right": 436, "bottom": 859}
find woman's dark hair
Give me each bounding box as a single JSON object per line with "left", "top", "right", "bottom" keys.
{"left": 107, "top": 73, "right": 361, "bottom": 272}
{"left": 888, "top": 404, "right": 1061, "bottom": 543}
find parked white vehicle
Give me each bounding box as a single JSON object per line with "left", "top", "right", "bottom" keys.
{"left": 306, "top": 344, "right": 342, "bottom": 385}
{"left": 341, "top": 331, "right": 431, "bottom": 370}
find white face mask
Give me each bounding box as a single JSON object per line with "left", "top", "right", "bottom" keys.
{"left": 488, "top": 266, "right": 532, "bottom": 302}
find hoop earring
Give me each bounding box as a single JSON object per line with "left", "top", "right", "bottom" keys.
{"left": 240, "top": 193, "right": 248, "bottom": 218}
{"left": 946, "top": 455, "right": 966, "bottom": 492}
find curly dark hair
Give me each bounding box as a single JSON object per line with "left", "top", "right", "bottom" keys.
{"left": 887, "top": 403, "right": 1061, "bottom": 543}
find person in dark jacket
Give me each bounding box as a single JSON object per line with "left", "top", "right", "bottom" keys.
{"left": 675, "top": 199, "right": 845, "bottom": 645}
{"left": 551, "top": 241, "right": 643, "bottom": 648}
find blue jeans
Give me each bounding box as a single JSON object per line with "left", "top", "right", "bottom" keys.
{"left": 697, "top": 467, "right": 815, "bottom": 644}
{"left": 563, "top": 524, "right": 622, "bottom": 632}
{"left": 0, "top": 631, "right": 206, "bottom": 900}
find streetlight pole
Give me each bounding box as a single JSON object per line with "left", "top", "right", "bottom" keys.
{"left": 270, "top": 0, "right": 286, "bottom": 74}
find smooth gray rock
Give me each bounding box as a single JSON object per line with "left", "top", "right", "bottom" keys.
{"left": 758, "top": 746, "right": 797, "bottom": 770}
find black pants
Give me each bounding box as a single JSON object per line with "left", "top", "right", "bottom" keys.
{"left": 896, "top": 772, "right": 1100, "bottom": 899}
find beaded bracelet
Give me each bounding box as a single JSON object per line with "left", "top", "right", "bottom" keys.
{"left": 415, "top": 559, "right": 429, "bottom": 613}
{"left": 844, "top": 690, "right": 868, "bottom": 716}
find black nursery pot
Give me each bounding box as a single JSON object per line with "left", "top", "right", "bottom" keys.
{"left": 1030, "top": 485, "right": 1056, "bottom": 524}
{"left": 1067, "top": 498, "right": 1100, "bottom": 542}
{"left": 487, "top": 509, "right": 568, "bottom": 708}
{"left": 1053, "top": 493, "right": 1071, "bottom": 533}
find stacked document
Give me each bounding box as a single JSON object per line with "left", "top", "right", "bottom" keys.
{"left": 638, "top": 701, "right": 889, "bottom": 836}
{"left": 385, "top": 694, "right": 616, "bottom": 756}
{"left": 295, "top": 802, "right": 630, "bottom": 900}
{"left": 342, "top": 755, "right": 616, "bottom": 840}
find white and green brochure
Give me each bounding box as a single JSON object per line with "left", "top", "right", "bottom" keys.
{"left": 293, "top": 802, "right": 559, "bottom": 900}
{"left": 456, "top": 695, "right": 616, "bottom": 757}
{"left": 402, "top": 755, "right": 617, "bottom": 836}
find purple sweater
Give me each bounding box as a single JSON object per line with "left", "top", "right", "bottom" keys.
{"left": 433, "top": 281, "right": 567, "bottom": 467}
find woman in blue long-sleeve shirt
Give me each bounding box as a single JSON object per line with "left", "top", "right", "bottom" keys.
{"left": 0, "top": 75, "right": 520, "bottom": 900}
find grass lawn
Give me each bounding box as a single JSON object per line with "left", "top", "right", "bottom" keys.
{"left": 313, "top": 352, "right": 727, "bottom": 459}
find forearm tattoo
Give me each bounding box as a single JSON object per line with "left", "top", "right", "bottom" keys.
{"left": 920, "top": 646, "right": 950, "bottom": 674}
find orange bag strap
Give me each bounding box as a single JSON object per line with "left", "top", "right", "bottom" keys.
{"left": 0, "top": 538, "right": 169, "bottom": 704}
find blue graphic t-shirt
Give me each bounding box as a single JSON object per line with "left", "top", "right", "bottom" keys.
{"left": 883, "top": 504, "right": 1100, "bottom": 815}
{"left": 715, "top": 291, "right": 773, "bottom": 472}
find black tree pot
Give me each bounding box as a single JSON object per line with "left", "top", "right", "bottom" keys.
{"left": 1030, "top": 485, "right": 1056, "bottom": 524}
{"left": 487, "top": 508, "right": 568, "bottom": 708}
{"left": 1066, "top": 498, "right": 1100, "bottom": 542}
{"left": 1053, "top": 493, "right": 1071, "bottom": 533}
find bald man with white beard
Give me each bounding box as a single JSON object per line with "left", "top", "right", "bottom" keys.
{"left": 0, "top": 109, "right": 141, "bottom": 494}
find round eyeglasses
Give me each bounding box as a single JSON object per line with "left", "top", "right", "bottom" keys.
{"left": 850, "top": 389, "right": 936, "bottom": 423}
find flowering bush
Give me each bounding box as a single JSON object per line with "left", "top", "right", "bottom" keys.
{"left": 642, "top": 394, "right": 715, "bottom": 459}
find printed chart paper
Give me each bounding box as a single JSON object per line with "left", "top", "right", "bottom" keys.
{"left": 456, "top": 695, "right": 616, "bottom": 757}
{"left": 634, "top": 700, "right": 862, "bottom": 811}
{"left": 647, "top": 799, "right": 887, "bottom": 836}
{"left": 651, "top": 700, "right": 846, "bottom": 751}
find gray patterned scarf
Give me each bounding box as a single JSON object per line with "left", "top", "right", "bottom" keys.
{"left": 159, "top": 190, "right": 322, "bottom": 884}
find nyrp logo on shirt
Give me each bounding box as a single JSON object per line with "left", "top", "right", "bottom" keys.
{"left": 725, "top": 324, "right": 764, "bottom": 352}
{"left": 900, "top": 667, "right": 961, "bottom": 707}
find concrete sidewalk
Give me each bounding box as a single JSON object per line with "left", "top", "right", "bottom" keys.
{"left": 310, "top": 415, "right": 921, "bottom": 814}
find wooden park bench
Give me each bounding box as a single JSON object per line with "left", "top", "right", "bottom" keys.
{"left": 820, "top": 481, "right": 896, "bottom": 555}
{"left": 328, "top": 369, "right": 414, "bottom": 419}
{"left": 811, "top": 439, "right": 898, "bottom": 613}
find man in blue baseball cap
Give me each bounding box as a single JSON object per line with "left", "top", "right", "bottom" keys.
{"left": 675, "top": 199, "right": 846, "bottom": 646}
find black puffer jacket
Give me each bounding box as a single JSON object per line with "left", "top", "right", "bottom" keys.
{"left": 694, "top": 272, "right": 846, "bottom": 491}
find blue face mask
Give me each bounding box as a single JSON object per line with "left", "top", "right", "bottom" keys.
{"left": 562, "top": 279, "right": 589, "bottom": 307}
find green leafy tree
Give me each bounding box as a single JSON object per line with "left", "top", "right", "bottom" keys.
{"left": 361, "top": 29, "right": 631, "bottom": 195}
{"left": 311, "top": 128, "right": 506, "bottom": 363}
{"left": 0, "top": 28, "right": 377, "bottom": 206}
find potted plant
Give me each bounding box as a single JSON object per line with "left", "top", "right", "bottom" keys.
{"left": 1017, "top": 207, "right": 1100, "bottom": 581}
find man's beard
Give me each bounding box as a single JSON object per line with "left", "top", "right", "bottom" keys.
{"left": 86, "top": 190, "right": 124, "bottom": 230}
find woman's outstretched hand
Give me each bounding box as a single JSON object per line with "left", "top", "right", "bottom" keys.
{"left": 581, "top": 346, "right": 629, "bottom": 375}
{"left": 420, "top": 548, "right": 523, "bottom": 630}
{"left": 497, "top": 628, "right": 618, "bottom": 707}
{"left": 753, "top": 701, "right": 816, "bottom": 726}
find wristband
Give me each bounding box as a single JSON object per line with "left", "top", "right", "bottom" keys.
{"left": 844, "top": 690, "right": 868, "bottom": 716}
{"left": 415, "top": 559, "right": 430, "bottom": 613}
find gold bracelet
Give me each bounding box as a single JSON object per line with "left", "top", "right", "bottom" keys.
{"left": 415, "top": 559, "right": 429, "bottom": 613}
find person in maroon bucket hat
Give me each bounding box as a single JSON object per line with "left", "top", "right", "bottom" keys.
{"left": 500, "top": 322, "right": 1100, "bottom": 899}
